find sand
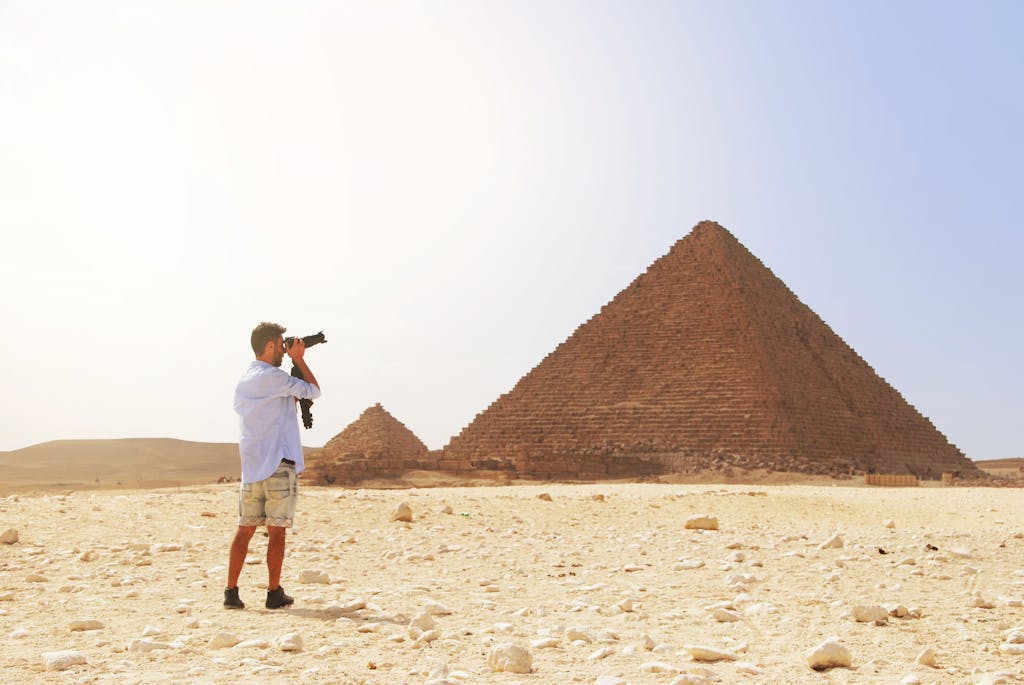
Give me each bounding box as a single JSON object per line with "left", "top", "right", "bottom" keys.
{"left": 1, "top": 481, "right": 1022, "bottom": 684}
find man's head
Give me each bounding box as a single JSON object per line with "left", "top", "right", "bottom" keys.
{"left": 251, "top": 322, "right": 286, "bottom": 367}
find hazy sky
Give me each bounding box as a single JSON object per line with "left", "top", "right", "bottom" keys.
{"left": 2, "top": 1, "right": 1021, "bottom": 459}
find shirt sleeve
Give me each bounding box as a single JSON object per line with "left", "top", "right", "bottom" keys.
{"left": 273, "top": 368, "right": 322, "bottom": 400}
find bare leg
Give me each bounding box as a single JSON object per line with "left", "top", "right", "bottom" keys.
{"left": 267, "top": 525, "right": 287, "bottom": 590}
{"left": 228, "top": 526, "right": 257, "bottom": 588}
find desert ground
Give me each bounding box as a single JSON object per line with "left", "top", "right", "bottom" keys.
{"left": 1, "top": 478, "right": 1022, "bottom": 684}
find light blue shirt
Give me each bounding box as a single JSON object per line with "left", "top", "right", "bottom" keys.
{"left": 234, "top": 360, "right": 321, "bottom": 483}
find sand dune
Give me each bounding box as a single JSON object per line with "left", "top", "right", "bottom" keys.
{"left": 0, "top": 439, "right": 242, "bottom": 493}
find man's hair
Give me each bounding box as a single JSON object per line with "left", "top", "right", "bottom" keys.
{"left": 251, "top": 322, "right": 286, "bottom": 356}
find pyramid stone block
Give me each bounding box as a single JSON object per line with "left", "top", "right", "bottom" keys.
{"left": 442, "top": 221, "right": 979, "bottom": 481}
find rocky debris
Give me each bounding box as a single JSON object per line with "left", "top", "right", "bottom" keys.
{"left": 1000, "top": 629, "right": 1024, "bottom": 655}
{"left": 128, "top": 637, "right": 176, "bottom": 653}
{"left": 537, "top": 492, "right": 553, "bottom": 501}
{"left": 487, "top": 642, "right": 532, "bottom": 673}
{"left": 275, "top": 633, "right": 303, "bottom": 651}
{"left": 298, "top": 569, "right": 330, "bottom": 584}
{"left": 806, "top": 638, "right": 852, "bottom": 670}
{"left": 391, "top": 502, "right": 414, "bottom": 522}
{"left": 916, "top": 647, "right": 938, "bottom": 667}
{"left": 41, "top": 650, "right": 86, "bottom": 671}
{"left": 969, "top": 591, "right": 997, "bottom": 609}
{"left": 682, "top": 644, "right": 738, "bottom": 661}
{"left": 818, "top": 533, "right": 844, "bottom": 549}
{"left": 852, "top": 605, "right": 889, "bottom": 623}
{"left": 1, "top": 528, "right": 18, "bottom": 544}
{"left": 68, "top": 619, "right": 104, "bottom": 631}
{"left": 208, "top": 632, "right": 241, "bottom": 649}
{"left": 685, "top": 515, "right": 718, "bottom": 530}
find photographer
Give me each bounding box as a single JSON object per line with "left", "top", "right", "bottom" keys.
{"left": 224, "top": 322, "right": 321, "bottom": 610}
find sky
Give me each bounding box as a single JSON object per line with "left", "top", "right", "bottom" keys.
{"left": 1, "top": 1, "right": 1021, "bottom": 459}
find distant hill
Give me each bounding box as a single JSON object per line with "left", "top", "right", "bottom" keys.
{"left": 0, "top": 438, "right": 315, "bottom": 493}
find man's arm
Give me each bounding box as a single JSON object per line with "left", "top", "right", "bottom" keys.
{"left": 286, "top": 337, "right": 320, "bottom": 390}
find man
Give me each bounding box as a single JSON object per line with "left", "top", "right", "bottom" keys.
{"left": 224, "top": 322, "right": 321, "bottom": 609}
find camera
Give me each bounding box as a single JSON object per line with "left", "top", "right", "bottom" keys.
{"left": 285, "top": 331, "right": 327, "bottom": 349}
{"left": 286, "top": 331, "right": 326, "bottom": 429}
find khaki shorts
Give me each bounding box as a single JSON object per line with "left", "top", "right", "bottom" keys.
{"left": 238, "top": 463, "right": 297, "bottom": 528}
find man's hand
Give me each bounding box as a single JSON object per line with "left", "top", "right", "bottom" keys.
{"left": 286, "top": 337, "right": 306, "bottom": 361}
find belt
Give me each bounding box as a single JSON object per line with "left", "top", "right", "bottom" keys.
{"left": 282, "top": 459, "right": 295, "bottom": 466}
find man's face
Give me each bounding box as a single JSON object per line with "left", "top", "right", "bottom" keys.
{"left": 269, "top": 336, "right": 286, "bottom": 367}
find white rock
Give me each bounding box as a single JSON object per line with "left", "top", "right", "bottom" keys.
{"left": 916, "top": 647, "right": 938, "bottom": 667}
{"left": 806, "top": 638, "right": 851, "bottom": 670}
{"left": 883, "top": 519, "right": 896, "bottom": 529}
{"left": 682, "top": 644, "right": 738, "bottom": 662}
{"left": 566, "top": 628, "right": 594, "bottom": 643}
{"left": 1005, "top": 630, "right": 1024, "bottom": 644}
{"left": 595, "top": 677, "right": 627, "bottom": 685}
{"left": 208, "top": 633, "right": 240, "bottom": 649}
{"left": 735, "top": 661, "right": 763, "bottom": 674}
{"left": 410, "top": 612, "right": 437, "bottom": 632}
{"left": 68, "top": 619, "right": 104, "bottom": 632}
{"left": 486, "top": 642, "right": 532, "bottom": 674}
{"left": 970, "top": 591, "right": 997, "bottom": 609}
{"left": 390, "top": 502, "right": 414, "bottom": 522}
{"left": 999, "top": 643, "right": 1024, "bottom": 655}
{"left": 588, "top": 646, "right": 614, "bottom": 660}
{"left": 900, "top": 674, "right": 922, "bottom": 685}
{"left": 852, "top": 605, "right": 889, "bottom": 623}
{"left": 424, "top": 599, "right": 453, "bottom": 615}
{"left": 298, "top": 569, "right": 330, "bottom": 584}
{"left": 234, "top": 639, "right": 270, "bottom": 649}
{"left": 712, "top": 608, "right": 741, "bottom": 622}
{"left": 1, "top": 528, "right": 18, "bottom": 544}
{"left": 673, "top": 559, "right": 705, "bottom": 570}
{"left": 670, "top": 675, "right": 712, "bottom": 685}
{"left": 685, "top": 515, "right": 718, "bottom": 531}
{"left": 128, "top": 638, "right": 174, "bottom": 653}
{"left": 41, "top": 650, "right": 86, "bottom": 671}
{"left": 413, "top": 629, "right": 441, "bottom": 647}
{"left": 818, "top": 533, "right": 844, "bottom": 549}
{"left": 531, "top": 637, "right": 559, "bottom": 649}
{"left": 275, "top": 633, "right": 303, "bottom": 651}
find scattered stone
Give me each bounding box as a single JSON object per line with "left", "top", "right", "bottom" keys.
{"left": 670, "top": 675, "right": 712, "bottom": 685}
{"left": 818, "top": 534, "right": 844, "bottom": 550}
{"left": 68, "top": 619, "right": 104, "bottom": 632}
{"left": 128, "top": 638, "right": 175, "bottom": 653}
{"left": 531, "top": 637, "right": 559, "bottom": 649}
{"left": 424, "top": 599, "right": 453, "bottom": 615}
{"left": 916, "top": 647, "right": 938, "bottom": 667}
{"left": 390, "top": 502, "right": 414, "bottom": 522}
{"left": 486, "top": 643, "right": 532, "bottom": 673}
{"left": 970, "top": 591, "right": 997, "bottom": 609}
{"left": 409, "top": 612, "right": 436, "bottom": 632}
{"left": 208, "top": 633, "right": 241, "bottom": 649}
{"left": 595, "top": 676, "right": 626, "bottom": 685}
{"left": 41, "top": 650, "right": 86, "bottom": 671}
{"left": 1, "top": 528, "right": 18, "bottom": 544}
{"left": 440, "top": 504, "right": 454, "bottom": 514}
{"left": 884, "top": 519, "right": 896, "bottom": 529}
{"left": 682, "top": 644, "right": 738, "bottom": 662}
{"left": 233, "top": 639, "right": 271, "bottom": 649}
{"left": 806, "top": 638, "right": 852, "bottom": 670}
{"left": 588, "top": 646, "right": 614, "bottom": 660}
{"left": 673, "top": 559, "right": 705, "bottom": 571}
{"left": 537, "top": 493, "right": 553, "bottom": 501}
{"left": 298, "top": 569, "right": 330, "bottom": 584}
{"left": 275, "top": 633, "right": 303, "bottom": 651}
{"left": 852, "top": 605, "right": 889, "bottom": 623}
{"left": 25, "top": 573, "right": 48, "bottom": 583}
{"left": 566, "top": 628, "right": 594, "bottom": 643}
{"left": 639, "top": 661, "right": 678, "bottom": 673}
{"left": 900, "top": 674, "right": 922, "bottom": 685}
{"left": 712, "top": 607, "right": 741, "bottom": 622}
{"left": 413, "top": 629, "right": 441, "bottom": 647}
{"left": 685, "top": 515, "right": 718, "bottom": 531}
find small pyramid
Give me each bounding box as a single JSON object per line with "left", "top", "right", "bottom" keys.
{"left": 441, "top": 221, "right": 979, "bottom": 480}
{"left": 305, "top": 404, "right": 432, "bottom": 485}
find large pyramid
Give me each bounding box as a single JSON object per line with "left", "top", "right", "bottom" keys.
{"left": 441, "top": 221, "right": 979, "bottom": 480}
{"left": 305, "top": 404, "right": 435, "bottom": 484}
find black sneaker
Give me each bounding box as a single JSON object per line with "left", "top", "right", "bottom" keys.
{"left": 223, "top": 586, "right": 245, "bottom": 609}
{"left": 265, "top": 586, "right": 294, "bottom": 609}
